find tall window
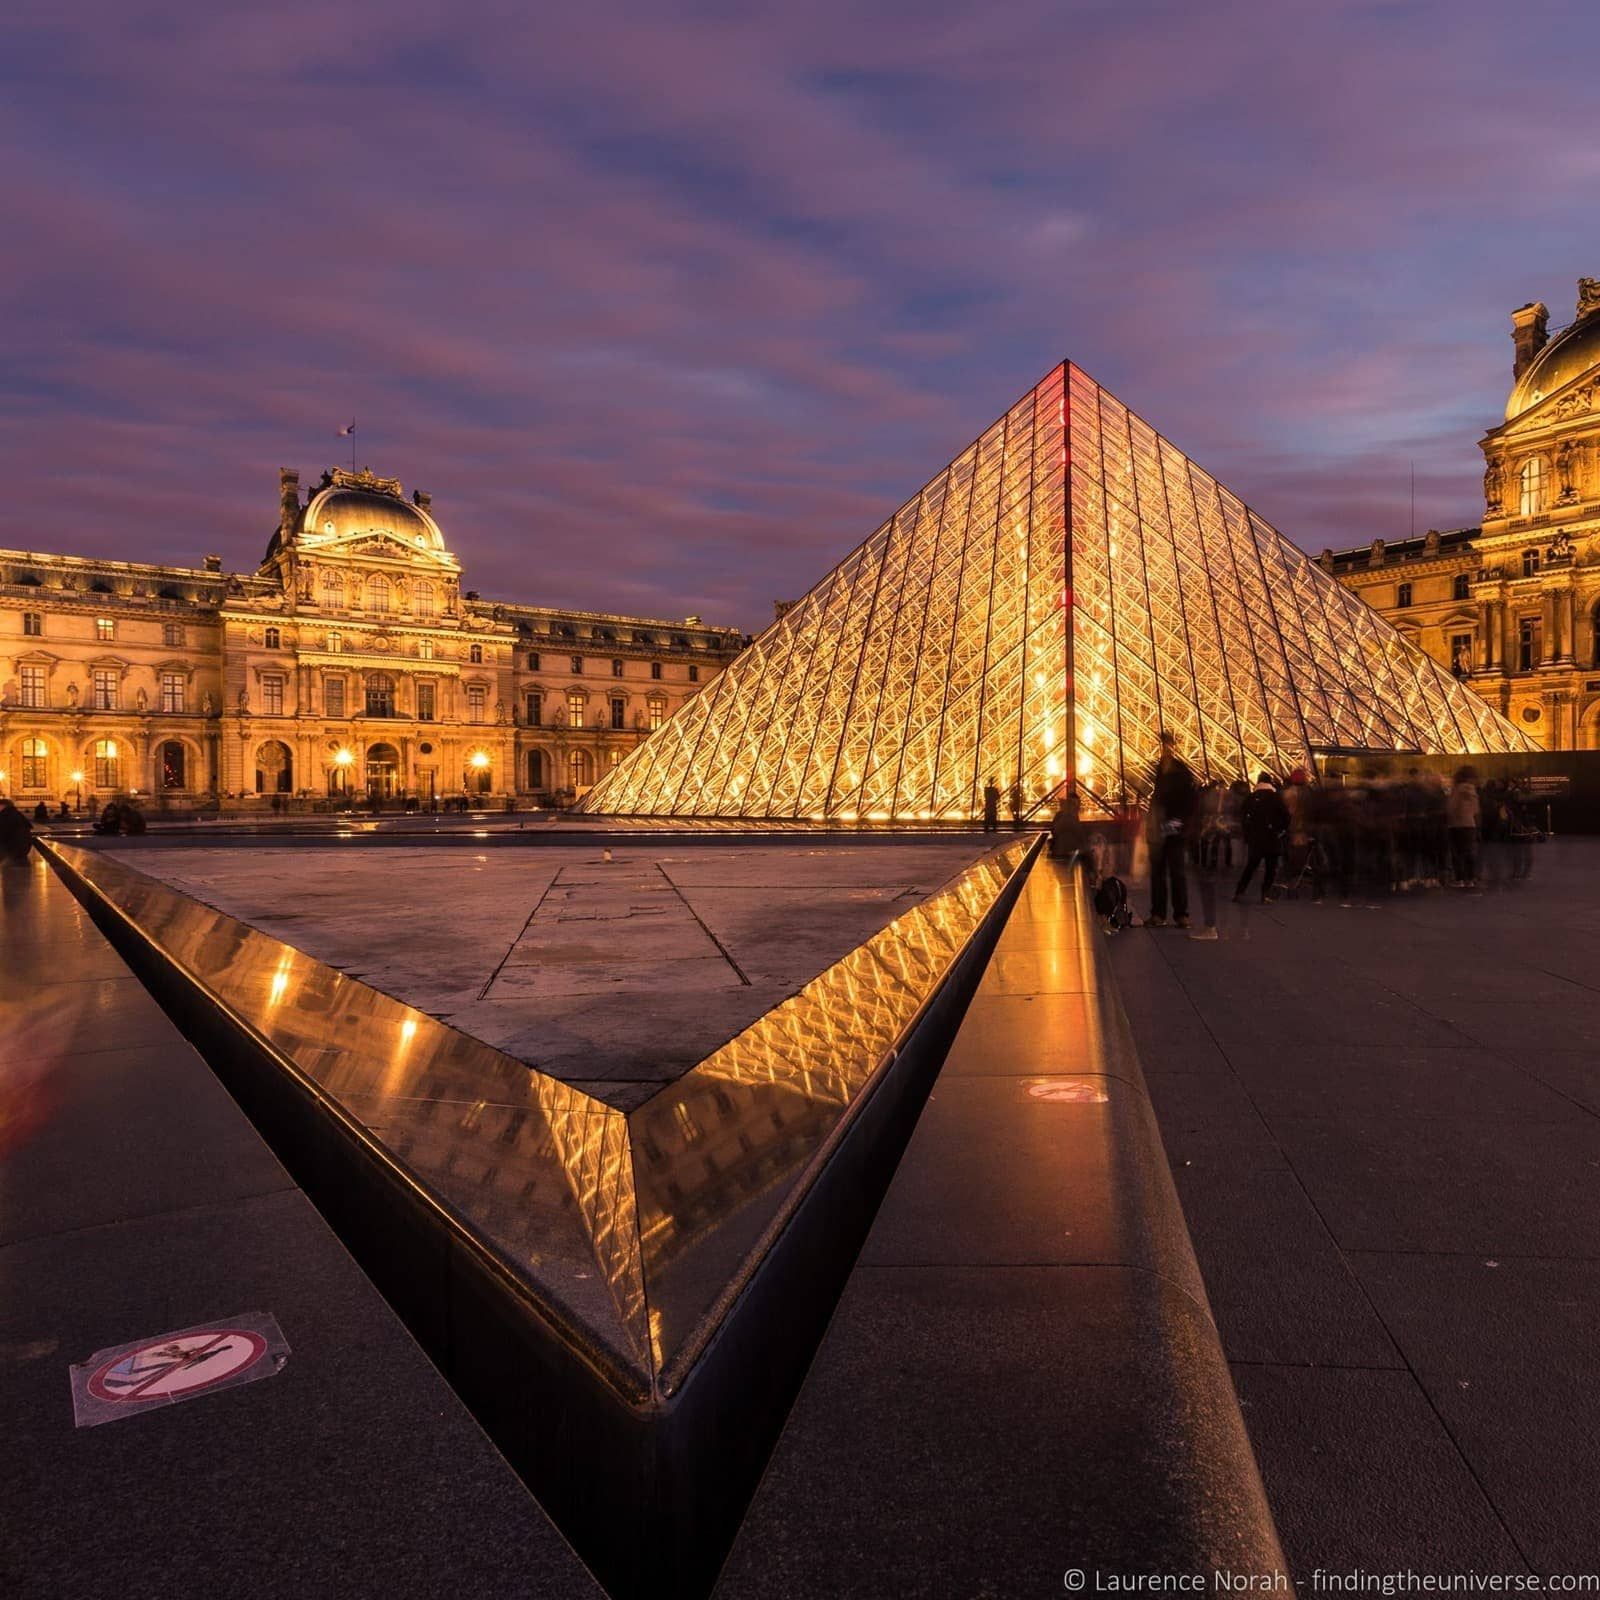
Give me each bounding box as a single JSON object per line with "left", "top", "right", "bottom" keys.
{"left": 23, "top": 611, "right": 42, "bottom": 636}
{"left": 1395, "top": 582, "right": 1412, "bottom": 608}
{"left": 688, "top": 664, "right": 699, "bottom": 683}
{"left": 260, "top": 674, "right": 285, "bottom": 715}
{"left": 417, "top": 681, "right": 436, "bottom": 720}
{"left": 526, "top": 692, "right": 542, "bottom": 726}
{"left": 368, "top": 575, "right": 390, "bottom": 613}
{"left": 569, "top": 750, "right": 592, "bottom": 789}
{"left": 415, "top": 581, "right": 434, "bottom": 617}
{"left": 611, "top": 659, "right": 624, "bottom": 678}
{"left": 163, "top": 622, "right": 185, "bottom": 647}
{"left": 324, "top": 677, "right": 346, "bottom": 717}
{"left": 567, "top": 691, "right": 585, "bottom": 728}
{"left": 1453, "top": 573, "right": 1472, "bottom": 600}
{"left": 365, "top": 673, "right": 395, "bottom": 717}
{"left": 528, "top": 749, "right": 546, "bottom": 788}
{"left": 467, "top": 685, "right": 486, "bottom": 723}
{"left": 1449, "top": 634, "right": 1473, "bottom": 676}
{"left": 609, "top": 749, "right": 622, "bottom": 769}
{"left": 160, "top": 672, "right": 185, "bottom": 713}
{"left": 322, "top": 569, "right": 344, "bottom": 605}
{"left": 90, "top": 668, "right": 117, "bottom": 710}
{"left": 571, "top": 655, "right": 584, "bottom": 674}
{"left": 95, "top": 617, "right": 115, "bottom": 642}
{"left": 528, "top": 651, "right": 541, "bottom": 671}
{"left": 419, "top": 639, "right": 434, "bottom": 660}
{"left": 159, "top": 741, "right": 187, "bottom": 790}
{"left": 19, "top": 665, "right": 45, "bottom": 708}
{"left": 469, "top": 643, "right": 483, "bottom": 664}
{"left": 21, "top": 737, "right": 47, "bottom": 789}
{"left": 1522, "top": 548, "right": 1541, "bottom": 578}
{"left": 265, "top": 626, "right": 281, "bottom": 650}
{"left": 648, "top": 695, "right": 666, "bottom": 730}
{"left": 610, "top": 695, "right": 625, "bottom": 730}
{"left": 1520, "top": 457, "right": 1547, "bottom": 517}
{"left": 327, "top": 631, "right": 342, "bottom": 653}
{"left": 650, "top": 661, "right": 662, "bottom": 681}
{"left": 92, "top": 738, "right": 119, "bottom": 789}
{"left": 1518, "top": 616, "right": 1542, "bottom": 672}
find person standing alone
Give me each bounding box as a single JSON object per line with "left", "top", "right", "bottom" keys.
{"left": 982, "top": 777, "right": 1001, "bottom": 833}
{"left": 1146, "top": 732, "right": 1197, "bottom": 928}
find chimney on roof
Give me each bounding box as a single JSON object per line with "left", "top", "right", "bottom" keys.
{"left": 412, "top": 488, "right": 432, "bottom": 511}
{"left": 1511, "top": 302, "right": 1549, "bottom": 380}
{"left": 204, "top": 554, "right": 222, "bottom": 573}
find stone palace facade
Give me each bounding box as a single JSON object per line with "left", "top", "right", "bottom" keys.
{"left": 0, "top": 467, "right": 744, "bottom": 811}
{"left": 1329, "top": 279, "right": 1600, "bottom": 750}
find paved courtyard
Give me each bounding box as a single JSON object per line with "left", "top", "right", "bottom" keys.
{"left": 1109, "top": 839, "right": 1600, "bottom": 1574}
{"left": 108, "top": 839, "right": 988, "bottom": 1097}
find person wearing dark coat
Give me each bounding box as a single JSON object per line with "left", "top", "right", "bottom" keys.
{"left": 32, "top": 801, "right": 48, "bottom": 824}
{"left": 0, "top": 798, "right": 33, "bottom": 863}
{"left": 1146, "top": 732, "right": 1198, "bottom": 927}
{"left": 982, "top": 778, "right": 1001, "bottom": 834}
{"left": 1235, "top": 773, "right": 1291, "bottom": 902}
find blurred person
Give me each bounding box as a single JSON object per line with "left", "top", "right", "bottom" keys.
{"left": 1447, "top": 767, "right": 1481, "bottom": 888}
{"left": 1145, "top": 732, "right": 1197, "bottom": 928}
{"left": 0, "top": 797, "right": 32, "bottom": 864}
{"left": 982, "top": 777, "right": 1000, "bottom": 834}
{"left": 1235, "top": 772, "right": 1290, "bottom": 903}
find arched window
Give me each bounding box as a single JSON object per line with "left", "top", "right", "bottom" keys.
{"left": 365, "top": 672, "right": 395, "bottom": 717}
{"left": 21, "top": 737, "right": 47, "bottom": 789}
{"left": 159, "top": 741, "right": 187, "bottom": 790}
{"left": 414, "top": 581, "right": 434, "bottom": 617}
{"left": 92, "top": 738, "right": 119, "bottom": 790}
{"left": 568, "top": 750, "right": 593, "bottom": 789}
{"left": 321, "top": 569, "right": 344, "bottom": 605}
{"left": 1520, "top": 457, "right": 1547, "bottom": 517}
{"left": 254, "top": 740, "right": 293, "bottom": 794}
{"left": 528, "top": 749, "right": 547, "bottom": 789}
{"left": 1453, "top": 573, "right": 1472, "bottom": 601}
{"left": 368, "top": 574, "right": 390, "bottom": 613}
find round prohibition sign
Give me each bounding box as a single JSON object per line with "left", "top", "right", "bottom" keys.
{"left": 86, "top": 1329, "right": 268, "bottom": 1404}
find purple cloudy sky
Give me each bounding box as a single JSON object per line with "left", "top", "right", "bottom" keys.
{"left": 3, "top": 1, "right": 1595, "bottom": 632}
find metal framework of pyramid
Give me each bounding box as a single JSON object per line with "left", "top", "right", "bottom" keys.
{"left": 580, "top": 361, "right": 1536, "bottom": 822}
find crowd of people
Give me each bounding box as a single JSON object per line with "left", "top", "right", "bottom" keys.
{"left": 1054, "top": 735, "right": 1543, "bottom": 938}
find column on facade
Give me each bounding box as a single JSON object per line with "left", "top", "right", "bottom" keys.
{"left": 1476, "top": 598, "right": 1493, "bottom": 670}
{"left": 1561, "top": 588, "right": 1577, "bottom": 663}
{"left": 1501, "top": 599, "right": 1516, "bottom": 673}
{"left": 1540, "top": 592, "right": 1557, "bottom": 665}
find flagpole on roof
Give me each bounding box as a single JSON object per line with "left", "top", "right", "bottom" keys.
{"left": 338, "top": 419, "right": 356, "bottom": 473}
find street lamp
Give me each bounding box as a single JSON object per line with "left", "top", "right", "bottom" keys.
{"left": 71, "top": 770, "right": 84, "bottom": 816}
{"left": 333, "top": 746, "right": 354, "bottom": 804}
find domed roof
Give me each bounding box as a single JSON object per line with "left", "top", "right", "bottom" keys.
{"left": 300, "top": 469, "right": 445, "bottom": 551}
{"left": 1506, "top": 309, "right": 1600, "bottom": 421}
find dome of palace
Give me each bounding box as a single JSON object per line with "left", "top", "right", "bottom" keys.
{"left": 1506, "top": 309, "right": 1600, "bottom": 422}
{"left": 299, "top": 470, "right": 445, "bottom": 552}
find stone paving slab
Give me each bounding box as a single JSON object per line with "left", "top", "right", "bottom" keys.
{"left": 0, "top": 854, "right": 604, "bottom": 1600}
{"left": 1110, "top": 839, "right": 1600, "bottom": 1574}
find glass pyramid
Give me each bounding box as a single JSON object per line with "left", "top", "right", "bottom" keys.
{"left": 580, "top": 361, "right": 1536, "bottom": 822}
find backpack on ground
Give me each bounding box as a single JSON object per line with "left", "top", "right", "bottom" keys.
{"left": 1093, "top": 874, "right": 1133, "bottom": 931}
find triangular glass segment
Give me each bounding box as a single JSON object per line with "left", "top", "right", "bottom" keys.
{"left": 581, "top": 361, "right": 1536, "bottom": 821}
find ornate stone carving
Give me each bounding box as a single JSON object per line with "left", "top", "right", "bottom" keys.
{"left": 330, "top": 466, "right": 405, "bottom": 498}
{"left": 1553, "top": 384, "right": 1593, "bottom": 420}
{"left": 1579, "top": 278, "right": 1600, "bottom": 320}
{"left": 1550, "top": 529, "right": 1574, "bottom": 562}
{"left": 1368, "top": 538, "right": 1385, "bottom": 566}
{"left": 1484, "top": 459, "right": 1504, "bottom": 511}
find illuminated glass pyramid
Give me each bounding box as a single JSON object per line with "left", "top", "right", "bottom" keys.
{"left": 581, "top": 362, "right": 1535, "bottom": 822}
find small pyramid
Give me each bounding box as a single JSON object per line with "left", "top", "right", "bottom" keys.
{"left": 580, "top": 362, "right": 1534, "bottom": 821}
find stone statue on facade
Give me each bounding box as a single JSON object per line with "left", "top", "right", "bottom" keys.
{"left": 237, "top": 688, "right": 250, "bottom": 714}
{"left": 66, "top": 681, "right": 79, "bottom": 708}
{"left": 1550, "top": 529, "right": 1574, "bottom": 561}
{"left": 1557, "top": 440, "right": 1580, "bottom": 501}
{"left": 136, "top": 686, "right": 148, "bottom": 712}
{"left": 1579, "top": 278, "right": 1600, "bottom": 319}
{"left": 203, "top": 691, "right": 215, "bottom": 716}
{"left": 494, "top": 700, "right": 506, "bottom": 724}
{"left": 1483, "top": 459, "right": 1503, "bottom": 511}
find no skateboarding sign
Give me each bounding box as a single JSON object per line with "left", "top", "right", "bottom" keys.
{"left": 70, "top": 1313, "right": 289, "bottom": 1427}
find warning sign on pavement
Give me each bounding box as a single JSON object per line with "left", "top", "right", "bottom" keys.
{"left": 70, "top": 1312, "right": 289, "bottom": 1427}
